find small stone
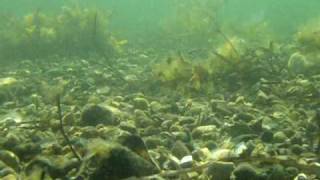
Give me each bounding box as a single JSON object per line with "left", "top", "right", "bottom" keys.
{"left": 0, "top": 166, "right": 15, "bottom": 178}
{"left": 134, "top": 110, "right": 153, "bottom": 128}
{"left": 142, "top": 126, "right": 161, "bottom": 136}
{"left": 171, "top": 141, "right": 190, "bottom": 159}
{"left": 234, "top": 112, "right": 255, "bottom": 122}
{"left": 144, "top": 136, "right": 162, "bottom": 149}
{"left": 179, "top": 116, "right": 195, "bottom": 125}
{"left": 255, "top": 90, "right": 270, "bottom": 104}
{"left": 161, "top": 120, "right": 173, "bottom": 129}
{"left": 288, "top": 52, "right": 308, "bottom": 75}
{"left": 80, "top": 104, "right": 116, "bottom": 126}
{"left": 0, "top": 77, "right": 17, "bottom": 88}
{"left": 286, "top": 167, "right": 299, "bottom": 179}
{"left": 62, "top": 112, "right": 75, "bottom": 126}
{"left": 273, "top": 131, "right": 288, "bottom": 143}
{"left": 150, "top": 101, "right": 163, "bottom": 112}
{"left": 261, "top": 130, "right": 273, "bottom": 143}
{"left": 248, "top": 119, "right": 263, "bottom": 133}
{"left": 186, "top": 171, "right": 199, "bottom": 179}
{"left": 268, "top": 164, "right": 287, "bottom": 180}
{"left": 96, "top": 86, "right": 110, "bottom": 95}
{"left": 119, "top": 121, "right": 137, "bottom": 134}
{"left": 211, "top": 149, "right": 237, "bottom": 161}
{"left": 3, "top": 133, "right": 20, "bottom": 149}
{"left": 191, "top": 125, "right": 217, "bottom": 139}
{"left": 226, "top": 122, "right": 253, "bottom": 138}
{"left": 192, "top": 148, "right": 212, "bottom": 161}
{"left": 290, "top": 133, "right": 303, "bottom": 145}
{"left": 283, "top": 128, "right": 295, "bottom": 137}
{"left": 291, "top": 144, "right": 304, "bottom": 155}
{"left": 294, "top": 173, "right": 308, "bottom": 180}
{"left": 204, "top": 141, "right": 218, "bottom": 150}
{"left": 80, "top": 126, "right": 99, "bottom": 138}
{"left": 179, "top": 155, "right": 193, "bottom": 168}
{"left": 124, "top": 74, "right": 138, "bottom": 83}
{"left": 118, "top": 134, "right": 152, "bottom": 162}
{"left": 206, "top": 161, "right": 235, "bottom": 180}
{"left": 133, "top": 97, "right": 149, "bottom": 110}
{"left": 2, "top": 174, "right": 17, "bottom": 180}
{"left": 0, "top": 150, "right": 20, "bottom": 171}
{"left": 171, "top": 131, "right": 190, "bottom": 142}
{"left": 231, "top": 163, "right": 259, "bottom": 180}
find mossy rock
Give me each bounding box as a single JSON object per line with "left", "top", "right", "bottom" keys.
{"left": 89, "top": 144, "right": 158, "bottom": 180}
{"left": 80, "top": 104, "right": 116, "bottom": 126}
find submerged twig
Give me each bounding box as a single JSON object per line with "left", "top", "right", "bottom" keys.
{"left": 204, "top": 11, "right": 240, "bottom": 58}
{"left": 216, "top": 26, "right": 240, "bottom": 58}
{"left": 211, "top": 49, "right": 232, "bottom": 64}
{"left": 56, "top": 94, "right": 82, "bottom": 162}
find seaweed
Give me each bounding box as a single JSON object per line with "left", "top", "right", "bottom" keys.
{"left": 0, "top": 6, "right": 118, "bottom": 61}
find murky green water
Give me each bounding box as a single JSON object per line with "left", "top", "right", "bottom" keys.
{"left": 2, "top": 0, "right": 320, "bottom": 47}
{"left": 0, "top": 1, "right": 320, "bottom": 179}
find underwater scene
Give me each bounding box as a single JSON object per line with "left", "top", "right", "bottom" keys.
{"left": 0, "top": 0, "right": 320, "bottom": 179}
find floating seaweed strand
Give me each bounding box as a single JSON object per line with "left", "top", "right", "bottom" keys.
{"left": 92, "top": 11, "right": 98, "bottom": 51}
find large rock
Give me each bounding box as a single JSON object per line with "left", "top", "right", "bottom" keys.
{"left": 206, "top": 161, "right": 235, "bottom": 180}
{"left": 88, "top": 143, "right": 158, "bottom": 180}
{"left": 132, "top": 97, "right": 149, "bottom": 110}
{"left": 287, "top": 52, "right": 309, "bottom": 75}
{"left": 231, "top": 163, "right": 260, "bottom": 180}
{"left": 80, "top": 104, "right": 117, "bottom": 126}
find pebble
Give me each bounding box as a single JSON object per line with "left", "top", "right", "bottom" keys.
{"left": 294, "top": 173, "right": 308, "bottom": 180}
{"left": 80, "top": 104, "right": 116, "bottom": 126}
{"left": 291, "top": 144, "right": 304, "bottom": 155}
{"left": 273, "top": 131, "right": 288, "bottom": 143}
{"left": 260, "top": 130, "right": 274, "bottom": 143}
{"left": 171, "top": 141, "right": 190, "bottom": 159}
{"left": 206, "top": 161, "right": 235, "bottom": 180}
{"left": 179, "top": 155, "right": 193, "bottom": 168}
{"left": 231, "top": 163, "right": 259, "bottom": 180}
{"left": 133, "top": 97, "right": 149, "bottom": 110}
{"left": 191, "top": 125, "right": 217, "bottom": 139}
{"left": 0, "top": 150, "right": 20, "bottom": 171}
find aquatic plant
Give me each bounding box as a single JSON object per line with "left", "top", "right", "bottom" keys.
{"left": 54, "top": 6, "right": 115, "bottom": 57}
{"left": 296, "top": 19, "right": 320, "bottom": 52}
{"left": 153, "top": 54, "right": 192, "bottom": 89}
{"left": 159, "top": 0, "right": 224, "bottom": 49}
{"left": 293, "top": 19, "right": 320, "bottom": 75}
{"left": 0, "top": 6, "right": 120, "bottom": 61}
